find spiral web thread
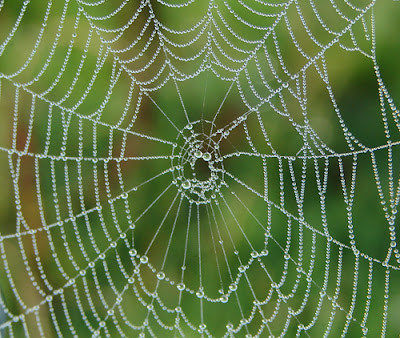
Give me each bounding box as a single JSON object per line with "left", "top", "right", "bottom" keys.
{"left": 0, "top": 0, "right": 399, "bottom": 337}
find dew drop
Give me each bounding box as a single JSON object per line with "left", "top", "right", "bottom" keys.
{"left": 129, "top": 249, "right": 137, "bottom": 257}
{"left": 229, "top": 283, "right": 237, "bottom": 291}
{"left": 196, "top": 289, "right": 204, "bottom": 298}
{"left": 251, "top": 251, "right": 258, "bottom": 258}
{"left": 182, "top": 180, "right": 191, "bottom": 189}
{"left": 177, "top": 283, "right": 185, "bottom": 291}
{"left": 140, "top": 255, "right": 148, "bottom": 264}
{"left": 194, "top": 150, "right": 202, "bottom": 158}
{"left": 156, "top": 272, "right": 165, "bottom": 280}
{"left": 202, "top": 152, "right": 211, "bottom": 161}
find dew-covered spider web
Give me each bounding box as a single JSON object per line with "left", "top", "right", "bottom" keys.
{"left": 0, "top": 0, "right": 400, "bottom": 337}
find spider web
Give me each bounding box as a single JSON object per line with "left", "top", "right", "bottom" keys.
{"left": 0, "top": 0, "right": 399, "bottom": 336}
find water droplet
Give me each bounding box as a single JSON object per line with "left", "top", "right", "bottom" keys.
{"left": 156, "top": 272, "right": 165, "bottom": 280}
{"left": 196, "top": 289, "right": 204, "bottom": 298}
{"left": 88, "top": 262, "right": 95, "bottom": 268}
{"left": 182, "top": 180, "right": 191, "bottom": 189}
{"left": 220, "top": 295, "right": 228, "bottom": 303}
{"left": 177, "top": 283, "right": 185, "bottom": 291}
{"left": 128, "top": 277, "right": 135, "bottom": 284}
{"left": 238, "top": 265, "right": 246, "bottom": 273}
{"left": 202, "top": 152, "right": 211, "bottom": 161}
{"left": 80, "top": 270, "right": 86, "bottom": 276}
{"left": 140, "top": 255, "right": 148, "bottom": 264}
{"left": 194, "top": 150, "right": 202, "bottom": 158}
{"left": 129, "top": 249, "right": 137, "bottom": 257}
{"left": 107, "top": 309, "right": 114, "bottom": 316}
{"left": 229, "top": 283, "right": 237, "bottom": 291}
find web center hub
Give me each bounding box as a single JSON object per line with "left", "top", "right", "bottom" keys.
{"left": 171, "top": 121, "right": 224, "bottom": 204}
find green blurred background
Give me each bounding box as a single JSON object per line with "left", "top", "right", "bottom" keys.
{"left": 0, "top": 0, "right": 400, "bottom": 337}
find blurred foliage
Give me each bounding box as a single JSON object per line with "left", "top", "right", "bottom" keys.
{"left": 0, "top": 0, "right": 400, "bottom": 337}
